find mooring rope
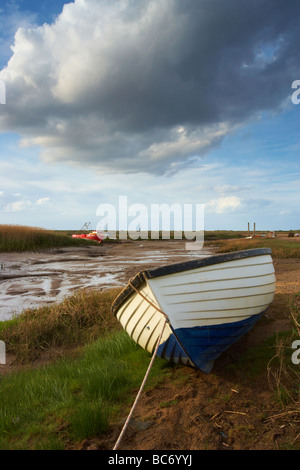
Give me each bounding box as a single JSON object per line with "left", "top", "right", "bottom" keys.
{"left": 113, "top": 318, "right": 167, "bottom": 450}
{"left": 113, "top": 280, "right": 168, "bottom": 450}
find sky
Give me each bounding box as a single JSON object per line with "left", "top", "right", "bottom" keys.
{"left": 0, "top": 0, "right": 299, "bottom": 232}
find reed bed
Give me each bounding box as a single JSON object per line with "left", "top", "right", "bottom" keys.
{"left": 0, "top": 225, "right": 94, "bottom": 252}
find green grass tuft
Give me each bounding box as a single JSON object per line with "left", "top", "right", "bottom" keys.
{"left": 0, "top": 330, "right": 169, "bottom": 450}
{"left": 1, "top": 287, "right": 122, "bottom": 362}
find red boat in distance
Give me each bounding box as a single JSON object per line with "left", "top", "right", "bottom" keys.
{"left": 72, "top": 231, "right": 104, "bottom": 243}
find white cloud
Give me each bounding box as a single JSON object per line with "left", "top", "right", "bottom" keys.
{"left": 214, "top": 184, "right": 252, "bottom": 194}
{"left": 0, "top": 0, "right": 298, "bottom": 175}
{"left": 139, "top": 123, "right": 234, "bottom": 162}
{"left": 0, "top": 4, "right": 37, "bottom": 66}
{"left": 205, "top": 196, "right": 242, "bottom": 214}
{"left": 279, "top": 210, "right": 291, "bottom": 215}
{"left": 36, "top": 197, "right": 50, "bottom": 205}
{"left": 3, "top": 195, "right": 50, "bottom": 213}
{"left": 4, "top": 199, "right": 32, "bottom": 212}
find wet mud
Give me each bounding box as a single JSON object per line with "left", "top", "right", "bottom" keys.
{"left": 0, "top": 240, "right": 214, "bottom": 321}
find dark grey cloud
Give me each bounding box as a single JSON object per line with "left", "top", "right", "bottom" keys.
{"left": 80, "top": 0, "right": 299, "bottom": 130}
{"left": 0, "top": 0, "right": 299, "bottom": 174}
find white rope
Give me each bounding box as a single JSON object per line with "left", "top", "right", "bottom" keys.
{"left": 113, "top": 318, "right": 167, "bottom": 450}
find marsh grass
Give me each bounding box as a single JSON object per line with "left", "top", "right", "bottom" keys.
{"left": 0, "top": 226, "right": 246, "bottom": 250}
{"left": 0, "top": 287, "right": 123, "bottom": 361}
{"left": 0, "top": 225, "right": 95, "bottom": 252}
{"left": 0, "top": 286, "right": 170, "bottom": 448}
{"left": 227, "top": 291, "right": 300, "bottom": 411}
{"left": 267, "top": 293, "right": 300, "bottom": 407}
{"left": 0, "top": 330, "right": 168, "bottom": 449}
{"left": 226, "top": 334, "right": 278, "bottom": 379}
{"left": 204, "top": 230, "right": 246, "bottom": 240}
{"left": 213, "top": 237, "right": 300, "bottom": 258}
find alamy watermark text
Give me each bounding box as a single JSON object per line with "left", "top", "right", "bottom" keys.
{"left": 96, "top": 196, "right": 204, "bottom": 250}
{"left": 291, "top": 80, "right": 300, "bottom": 105}
{"left": 0, "top": 340, "right": 6, "bottom": 365}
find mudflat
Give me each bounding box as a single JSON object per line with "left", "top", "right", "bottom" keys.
{"left": 0, "top": 239, "right": 214, "bottom": 321}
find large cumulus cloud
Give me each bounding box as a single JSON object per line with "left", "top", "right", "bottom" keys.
{"left": 0, "top": 0, "right": 299, "bottom": 174}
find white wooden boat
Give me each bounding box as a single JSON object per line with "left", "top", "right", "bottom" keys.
{"left": 112, "top": 248, "right": 276, "bottom": 373}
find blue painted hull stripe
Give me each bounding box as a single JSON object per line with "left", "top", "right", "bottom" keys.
{"left": 157, "top": 311, "right": 267, "bottom": 373}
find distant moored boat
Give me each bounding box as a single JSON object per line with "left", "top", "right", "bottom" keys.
{"left": 72, "top": 231, "right": 104, "bottom": 243}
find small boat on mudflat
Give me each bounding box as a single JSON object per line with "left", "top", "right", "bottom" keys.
{"left": 72, "top": 231, "right": 104, "bottom": 243}
{"left": 112, "top": 248, "right": 276, "bottom": 373}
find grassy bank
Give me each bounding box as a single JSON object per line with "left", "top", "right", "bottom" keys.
{"left": 0, "top": 287, "right": 172, "bottom": 449}
{"left": 0, "top": 225, "right": 97, "bottom": 252}
{"left": 212, "top": 236, "right": 300, "bottom": 258}
{"left": 0, "top": 284, "right": 299, "bottom": 449}
{"left": 0, "top": 287, "right": 122, "bottom": 362}
{"left": 0, "top": 330, "right": 171, "bottom": 450}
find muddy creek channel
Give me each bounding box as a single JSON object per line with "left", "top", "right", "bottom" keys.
{"left": 0, "top": 240, "right": 214, "bottom": 321}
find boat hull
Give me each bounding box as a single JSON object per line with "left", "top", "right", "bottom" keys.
{"left": 72, "top": 231, "right": 103, "bottom": 243}
{"left": 112, "top": 249, "right": 276, "bottom": 373}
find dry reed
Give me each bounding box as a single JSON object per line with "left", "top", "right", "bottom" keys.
{"left": 0, "top": 225, "right": 93, "bottom": 252}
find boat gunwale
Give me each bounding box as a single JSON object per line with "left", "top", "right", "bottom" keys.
{"left": 111, "top": 248, "right": 272, "bottom": 316}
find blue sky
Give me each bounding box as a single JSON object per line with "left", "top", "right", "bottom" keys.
{"left": 0, "top": 0, "right": 299, "bottom": 232}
